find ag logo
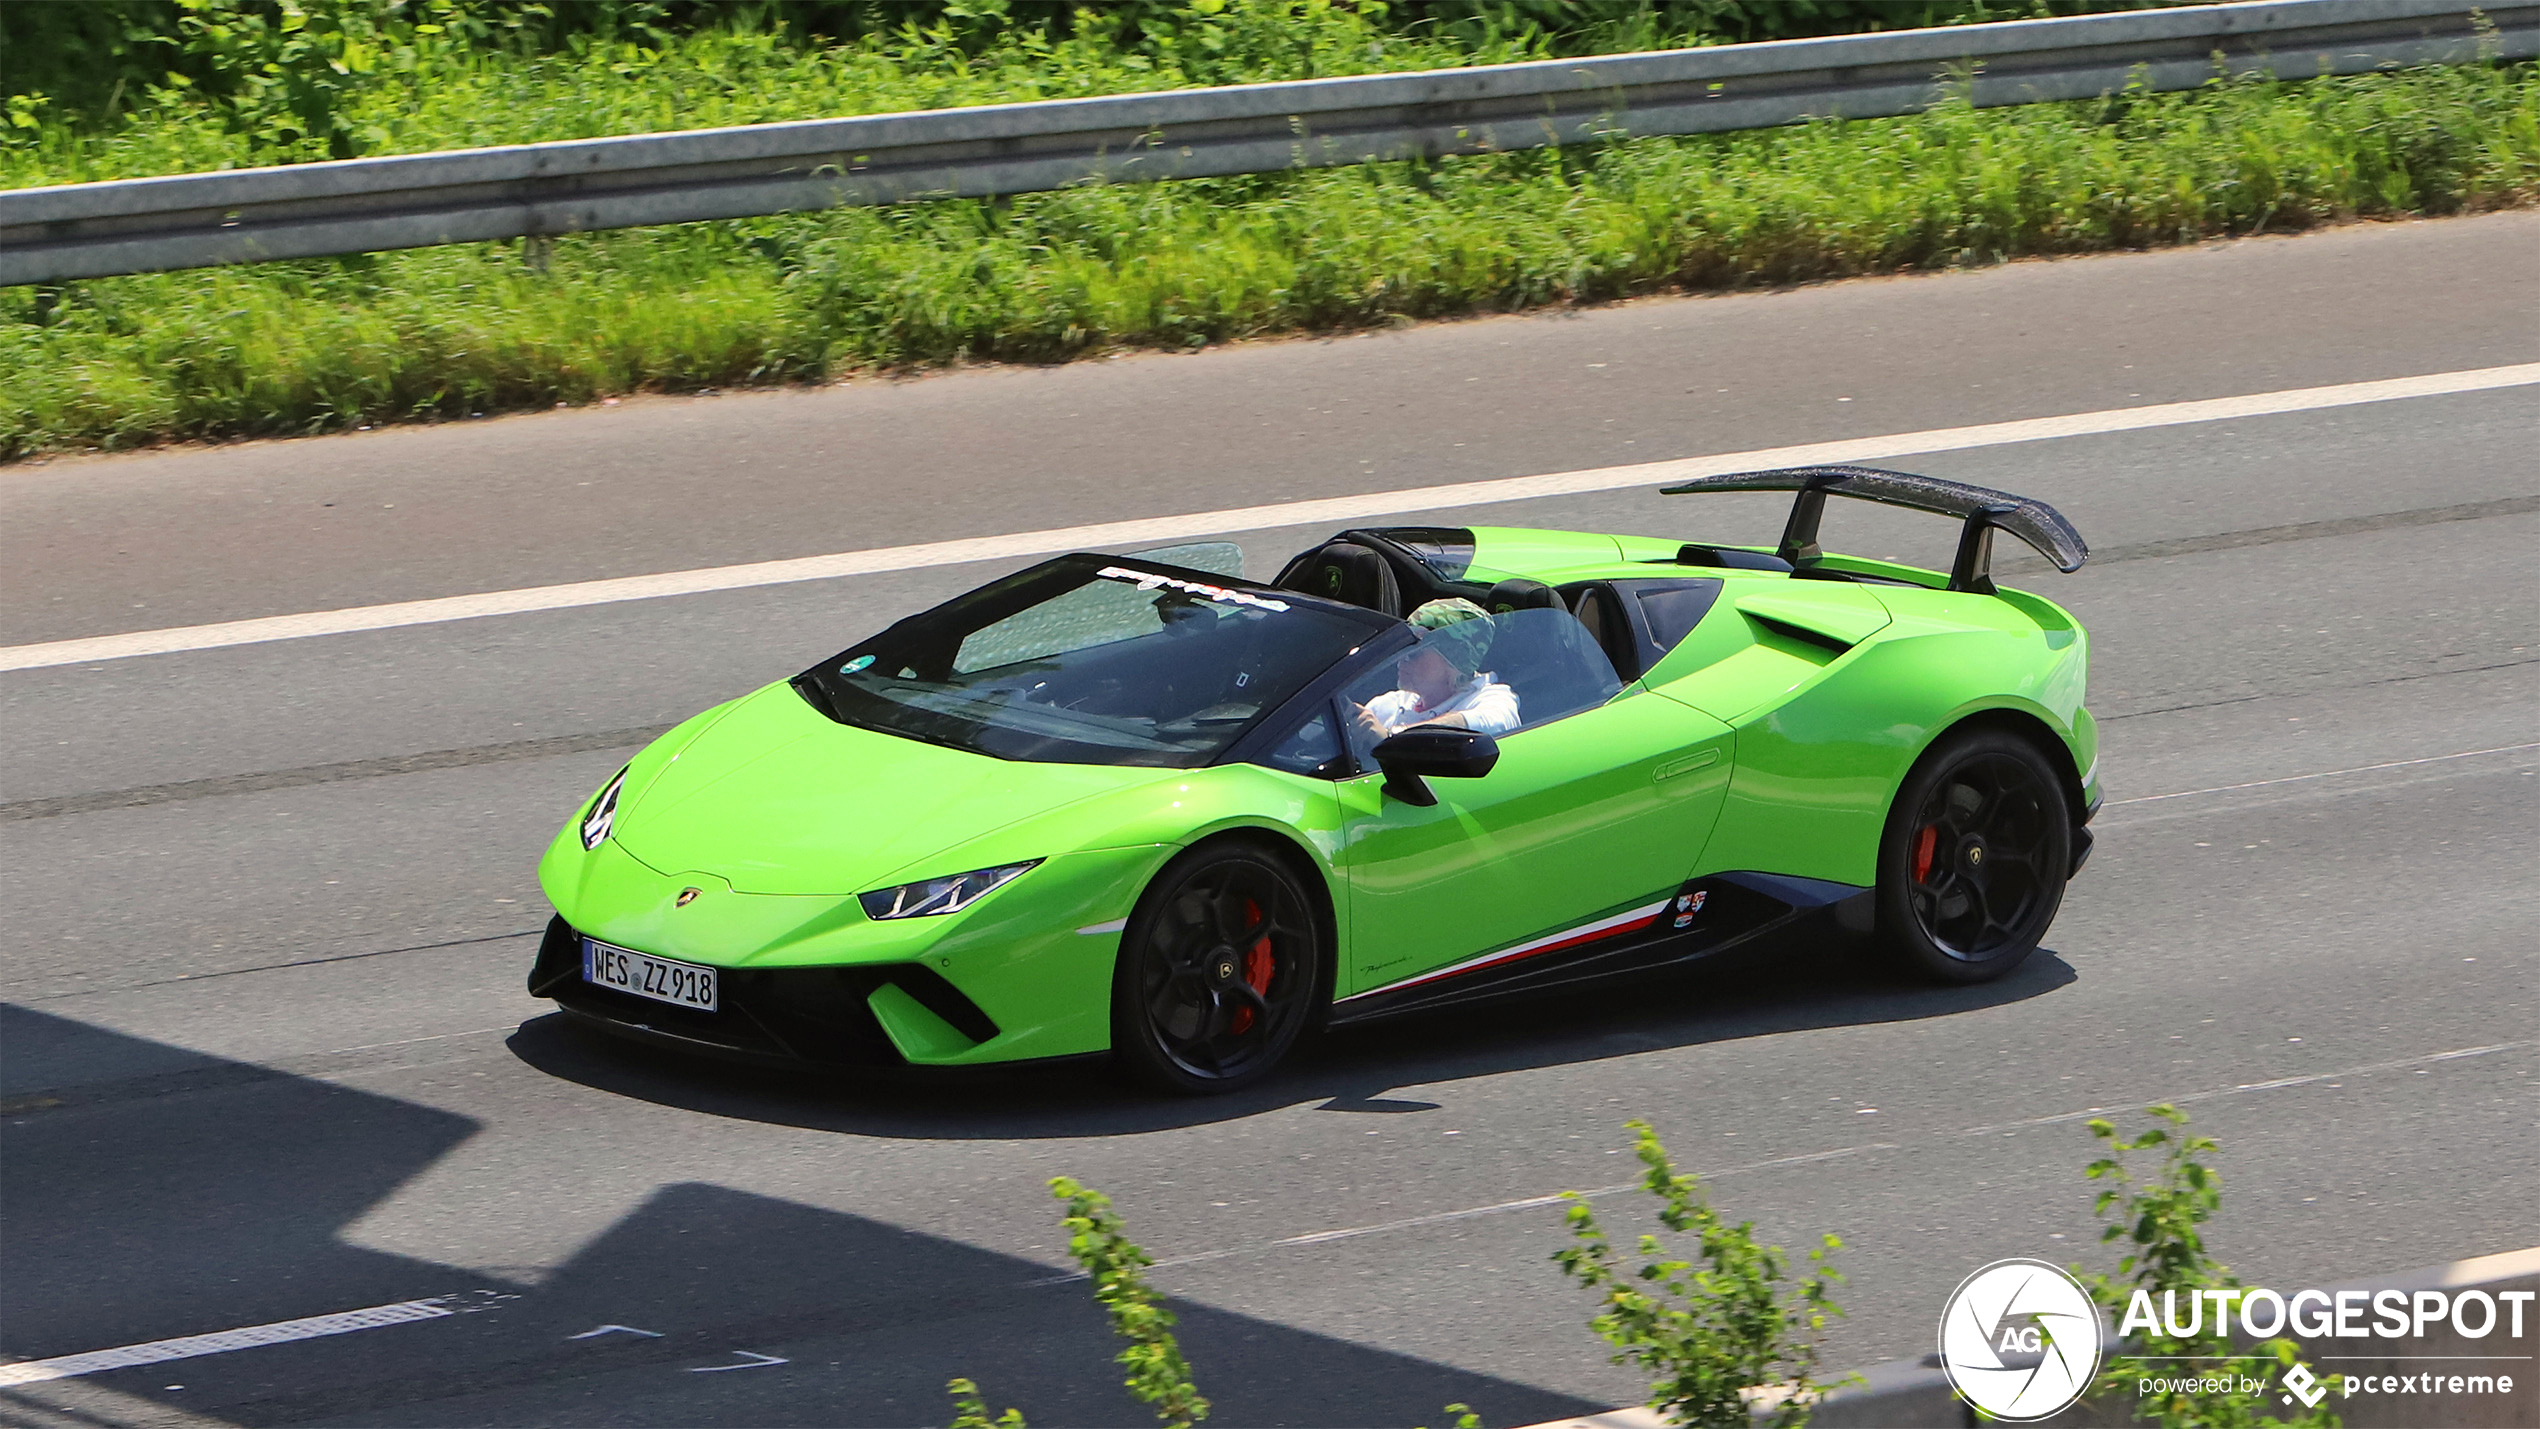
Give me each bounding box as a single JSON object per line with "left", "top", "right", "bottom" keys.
{"left": 1320, "top": 567, "right": 1343, "bottom": 596}
{"left": 1938, "top": 1258, "right": 2103, "bottom": 1421}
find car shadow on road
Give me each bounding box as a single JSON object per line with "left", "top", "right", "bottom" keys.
{"left": 507, "top": 935, "right": 2079, "bottom": 1139}
{"left": 0, "top": 1006, "right": 1610, "bottom": 1429}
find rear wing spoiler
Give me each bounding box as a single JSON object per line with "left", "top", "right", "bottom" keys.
{"left": 1660, "top": 466, "right": 2088, "bottom": 595}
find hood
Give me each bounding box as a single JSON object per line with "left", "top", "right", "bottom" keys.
{"left": 612, "top": 684, "right": 1175, "bottom": 895}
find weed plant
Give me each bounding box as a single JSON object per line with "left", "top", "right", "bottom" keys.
{"left": 944, "top": 1375, "right": 1027, "bottom": 1429}
{"left": 2082, "top": 1105, "right": 2339, "bottom": 1429}
{"left": 1050, "top": 1175, "right": 1209, "bottom": 1429}
{"left": 1554, "top": 1120, "right": 1843, "bottom": 1428}
{"left": 3, "top": 3, "right": 2532, "bottom": 457}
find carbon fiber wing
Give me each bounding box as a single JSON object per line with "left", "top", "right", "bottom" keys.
{"left": 1660, "top": 466, "right": 2087, "bottom": 592}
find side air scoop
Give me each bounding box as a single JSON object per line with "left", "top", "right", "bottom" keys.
{"left": 1661, "top": 466, "right": 2088, "bottom": 595}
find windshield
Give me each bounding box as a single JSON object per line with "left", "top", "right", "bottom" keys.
{"left": 793, "top": 556, "right": 1387, "bottom": 767}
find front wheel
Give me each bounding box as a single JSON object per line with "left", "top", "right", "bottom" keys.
{"left": 1876, "top": 727, "right": 2073, "bottom": 984}
{"left": 1110, "top": 843, "right": 1328, "bottom": 1095}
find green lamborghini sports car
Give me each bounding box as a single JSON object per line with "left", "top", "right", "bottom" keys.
{"left": 531, "top": 466, "right": 2099, "bottom": 1093}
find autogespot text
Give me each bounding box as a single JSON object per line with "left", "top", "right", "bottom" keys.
{"left": 2119, "top": 1284, "right": 2531, "bottom": 1411}
{"left": 2116, "top": 1285, "right": 2533, "bottom": 1341}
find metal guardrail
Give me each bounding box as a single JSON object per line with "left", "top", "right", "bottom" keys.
{"left": 2, "top": 0, "right": 2531, "bottom": 286}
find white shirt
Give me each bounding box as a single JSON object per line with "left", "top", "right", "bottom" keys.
{"left": 1363, "top": 672, "right": 1521, "bottom": 736}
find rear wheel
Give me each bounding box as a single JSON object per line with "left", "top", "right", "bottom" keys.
{"left": 1877, "top": 727, "right": 2072, "bottom": 984}
{"left": 1110, "top": 843, "right": 1327, "bottom": 1095}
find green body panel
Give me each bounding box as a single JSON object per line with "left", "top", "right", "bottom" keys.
{"left": 614, "top": 683, "right": 1172, "bottom": 895}
{"left": 869, "top": 981, "right": 989, "bottom": 1062}
{"left": 1461, "top": 527, "right": 1635, "bottom": 583}
{"left": 1669, "top": 583, "right": 2090, "bottom": 887}
{"left": 538, "top": 693, "right": 1355, "bottom": 1064}
{"left": 1333, "top": 689, "right": 1733, "bottom": 994}
{"left": 1730, "top": 589, "right": 1893, "bottom": 648}
{"left": 539, "top": 522, "right": 2094, "bottom": 1067}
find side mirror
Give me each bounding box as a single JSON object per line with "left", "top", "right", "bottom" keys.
{"left": 1370, "top": 726, "right": 1500, "bottom": 807}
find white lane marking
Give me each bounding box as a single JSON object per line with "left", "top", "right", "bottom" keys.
{"left": 1270, "top": 1144, "right": 1881, "bottom": 1251}
{"left": 1074, "top": 917, "right": 1129, "bottom": 936}
{"left": 1949, "top": 1039, "right": 2536, "bottom": 1135}
{"left": 324, "top": 1025, "right": 520, "bottom": 1056}
{"left": 2105, "top": 742, "right": 2540, "bottom": 808}
{"left": 1017, "top": 1039, "right": 2534, "bottom": 1288}
{"left": 568, "top": 1324, "right": 663, "bottom": 1340}
{"left": 1018, "top": 1143, "right": 1893, "bottom": 1285}
{"left": 689, "top": 1350, "right": 787, "bottom": 1372}
{"left": 0, "top": 1293, "right": 494, "bottom": 1386}
{"left": 8, "top": 363, "right": 2533, "bottom": 674}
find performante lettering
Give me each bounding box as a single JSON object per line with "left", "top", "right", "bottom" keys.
{"left": 1095, "top": 566, "right": 1290, "bottom": 612}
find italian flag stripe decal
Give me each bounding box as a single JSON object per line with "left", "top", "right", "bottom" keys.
{"left": 1340, "top": 898, "right": 1673, "bottom": 1003}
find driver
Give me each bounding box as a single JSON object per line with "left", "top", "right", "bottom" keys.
{"left": 1352, "top": 598, "right": 1521, "bottom": 738}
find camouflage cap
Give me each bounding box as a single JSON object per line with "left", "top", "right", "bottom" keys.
{"left": 1405, "top": 597, "right": 1494, "bottom": 676}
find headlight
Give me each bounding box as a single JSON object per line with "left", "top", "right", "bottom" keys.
{"left": 859, "top": 860, "right": 1040, "bottom": 920}
{"left": 580, "top": 766, "right": 629, "bottom": 851}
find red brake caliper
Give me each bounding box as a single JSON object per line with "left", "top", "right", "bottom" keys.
{"left": 1912, "top": 825, "right": 1939, "bottom": 883}
{"left": 1229, "top": 899, "right": 1274, "bottom": 1035}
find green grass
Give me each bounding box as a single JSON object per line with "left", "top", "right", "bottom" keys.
{"left": 5, "top": 57, "right": 2534, "bottom": 458}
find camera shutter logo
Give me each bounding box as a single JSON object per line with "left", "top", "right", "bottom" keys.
{"left": 1938, "top": 1258, "right": 2104, "bottom": 1421}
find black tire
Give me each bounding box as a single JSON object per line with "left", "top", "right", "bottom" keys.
{"left": 1110, "top": 842, "right": 1329, "bottom": 1095}
{"left": 1876, "top": 726, "right": 2073, "bottom": 984}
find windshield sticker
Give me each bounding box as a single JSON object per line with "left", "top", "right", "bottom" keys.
{"left": 840, "top": 654, "right": 876, "bottom": 673}
{"left": 1095, "top": 565, "right": 1290, "bottom": 613}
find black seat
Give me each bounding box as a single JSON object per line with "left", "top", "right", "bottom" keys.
{"left": 1567, "top": 583, "right": 1641, "bottom": 681}
{"left": 1275, "top": 541, "right": 1402, "bottom": 616}
{"left": 1483, "top": 607, "right": 1624, "bottom": 728}
{"left": 1484, "top": 578, "right": 1559, "bottom": 614}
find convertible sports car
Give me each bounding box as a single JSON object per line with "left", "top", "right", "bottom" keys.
{"left": 531, "top": 466, "right": 2098, "bottom": 1093}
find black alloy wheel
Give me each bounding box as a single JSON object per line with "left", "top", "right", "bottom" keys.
{"left": 1111, "top": 843, "right": 1327, "bottom": 1094}
{"left": 1876, "top": 726, "right": 2073, "bottom": 984}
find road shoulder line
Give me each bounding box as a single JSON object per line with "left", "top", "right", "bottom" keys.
{"left": 7, "top": 363, "right": 2534, "bottom": 673}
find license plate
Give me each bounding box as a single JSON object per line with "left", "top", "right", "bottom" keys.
{"left": 583, "top": 938, "right": 718, "bottom": 1012}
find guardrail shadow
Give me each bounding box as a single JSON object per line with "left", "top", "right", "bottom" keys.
{"left": 2, "top": 1005, "right": 1606, "bottom": 1428}
{"left": 508, "top": 935, "right": 2077, "bottom": 1139}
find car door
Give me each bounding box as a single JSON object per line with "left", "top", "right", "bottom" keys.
{"left": 1332, "top": 609, "right": 1734, "bottom": 998}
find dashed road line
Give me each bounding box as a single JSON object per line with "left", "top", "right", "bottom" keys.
{"left": 2104, "top": 743, "right": 2540, "bottom": 810}
{"left": 0, "top": 1292, "right": 510, "bottom": 1387}
{"left": 1028, "top": 1039, "right": 2536, "bottom": 1287}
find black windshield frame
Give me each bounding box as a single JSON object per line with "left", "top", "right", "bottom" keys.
{"left": 793, "top": 554, "right": 1398, "bottom": 769}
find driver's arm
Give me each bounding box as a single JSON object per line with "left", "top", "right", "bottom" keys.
{"left": 1455, "top": 684, "right": 1521, "bottom": 736}
{"left": 1353, "top": 691, "right": 1414, "bottom": 737}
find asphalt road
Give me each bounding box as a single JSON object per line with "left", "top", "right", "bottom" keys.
{"left": 3, "top": 212, "right": 2536, "bottom": 1429}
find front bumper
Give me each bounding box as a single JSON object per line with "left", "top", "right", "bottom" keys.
{"left": 529, "top": 916, "right": 998, "bottom": 1070}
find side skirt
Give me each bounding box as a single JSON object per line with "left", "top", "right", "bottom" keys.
{"left": 1324, "top": 871, "right": 1872, "bottom": 1029}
